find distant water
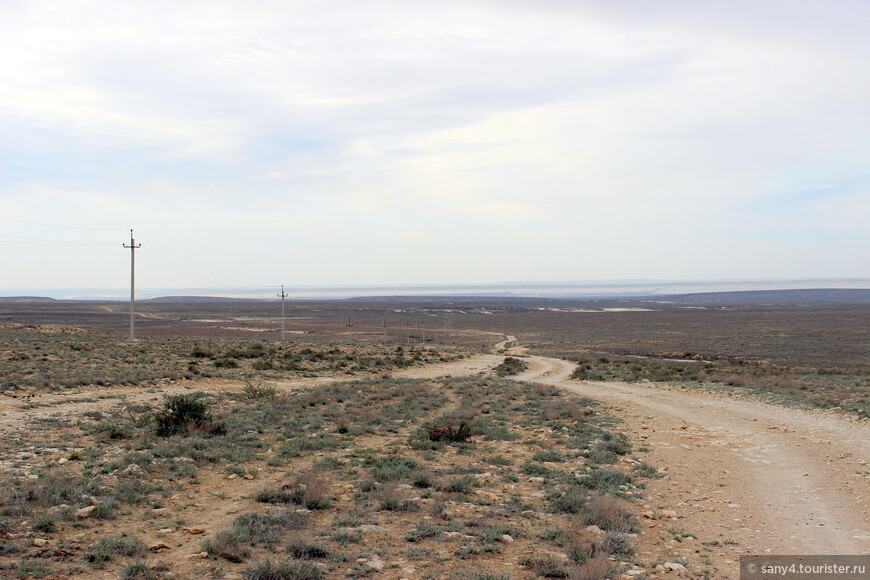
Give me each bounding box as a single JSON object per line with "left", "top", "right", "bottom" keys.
{"left": 28, "top": 278, "right": 870, "bottom": 300}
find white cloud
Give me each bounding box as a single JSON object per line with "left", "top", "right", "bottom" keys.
{"left": 1, "top": 0, "right": 868, "bottom": 288}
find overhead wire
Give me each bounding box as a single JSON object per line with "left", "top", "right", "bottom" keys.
{"left": 137, "top": 248, "right": 233, "bottom": 289}
{"left": 136, "top": 252, "right": 238, "bottom": 294}
{"left": 134, "top": 230, "right": 251, "bottom": 286}
{"left": 0, "top": 234, "right": 117, "bottom": 247}
{"left": 1, "top": 219, "right": 267, "bottom": 294}
{"left": 0, "top": 216, "right": 127, "bottom": 231}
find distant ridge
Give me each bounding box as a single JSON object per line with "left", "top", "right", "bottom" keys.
{"left": 143, "top": 296, "right": 265, "bottom": 303}
{"left": 0, "top": 296, "right": 57, "bottom": 304}
{"left": 663, "top": 288, "right": 870, "bottom": 304}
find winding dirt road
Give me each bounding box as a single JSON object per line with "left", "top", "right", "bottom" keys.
{"left": 401, "top": 349, "right": 870, "bottom": 576}
{"left": 518, "top": 355, "right": 869, "bottom": 574}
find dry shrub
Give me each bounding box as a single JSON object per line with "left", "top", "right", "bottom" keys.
{"left": 542, "top": 401, "right": 592, "bottom": 422}
{"left": 258, "top": 473, "right": 332, "bottom": 509}
{"left": 724, "top": 375, "right": 746, "bottom": 387}
{"left": 581, "top": 493, "right": 636, "bottom": 533}
{"left": 568, "top": 556, "right": 613, "bottom": 580}
{"left": 292, "top": 472, "right": 331, "bottom": 510}
{"left": 533, "top": 383, "right": 560, "bottom": 397}
{"left": 561, "top": 526, "right": 602, "bottom": 564}
{"left": 377, "top": 484, "right": 415, "bottom": 511}
{"left": 427, "top": 418, "right": 474, "bottom": 442}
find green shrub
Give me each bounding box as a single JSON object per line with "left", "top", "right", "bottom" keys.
{"left": 580, "top": 468, "right": 633, "bottom": 494}
{"left": 532, "top": 449, "right": 566, "bottom": 463}
{"left": 84, "top": 534, "right": 146, "bottom": 568}
{"left": 601, "top": 532, "right": 634, "bottom": 557}
{"left": 366, "top": 455, "right": 418, "bottom": 482}
{"left": 205, "top": 510, "right": 308, "bottom": 562}
{"left": 411, "top": 471, "right": 433, "bottom": 488}
{"left": 405, "top": 522, "right": 442, "bottom": 542}
{"left": 32, "top": 517, "right": 55, "bottom": 533}
{"left": 521, "top": 462, "right": 551, "bottom": 476}
{"left": 494, "top": 356, "right": 528, "bottom": 377}
{"left": 519, "top": 556, "right": 568, "bottom": 577}
{"left": 286, "top": 537, "right": 331, "bottom": 559}
{"left": 155, "top": 393, "right": 224, "bottom": 437}
{"left": 550, "top": 487, "right": 587, "bottom": 514}
{"left": 440, "top": 475, "right": 475, "bottom": 494}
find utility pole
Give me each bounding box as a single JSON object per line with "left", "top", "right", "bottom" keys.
{"left": 123, "top": 230, "right": 141, "bottom": 340}
{"left": 277, "top": 285, "right": 288, "bottom": 340}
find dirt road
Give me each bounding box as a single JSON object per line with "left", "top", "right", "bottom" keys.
{"left": 513, "top": 355, "right": 870, "bottom": 573}
{"left": 399, "top": 350, "right": 870, "bottom": 576}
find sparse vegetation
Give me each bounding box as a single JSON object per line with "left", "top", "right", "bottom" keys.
{"left": 84, "top": 534, "right": 146, "bottom": 568}
{"left": 0, "top": 320, "right": 649, "bottom": 578}
{"left": 243, "top": 559, "right": 324, "bottom": 580}
{"left": 0, "top": 328, "right": 468, "bottom": 393}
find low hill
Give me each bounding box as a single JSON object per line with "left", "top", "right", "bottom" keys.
{"left": 664, "top": 288, "right": 870, "bottom": 304}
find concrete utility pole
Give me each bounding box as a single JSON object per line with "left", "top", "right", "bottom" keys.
{"left": 123, "top": 230, "right": 141, "bottom": 340}
{"left": 277, "top": 285, "right": 288, "bottom": 340}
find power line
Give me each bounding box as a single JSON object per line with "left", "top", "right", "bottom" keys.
{"left": 134, "top": 230, "right": 250, "bottom": 286}
{"left": 137, "top": 252, "right": 235, "bottom": 293}
{"left": 2, "top": 220, "right": 260, "bottom": 292}
{"left": 0, "top": 233, "right": 116, "bottom": 246}
{"left": 0, "top": 240, "right": 116, "bottom": 247}
{"left": 138, "top": 245, "right": 248, "bottom": 290}
{"left": 0, "top": 216, "right": 127, "bottom": 231}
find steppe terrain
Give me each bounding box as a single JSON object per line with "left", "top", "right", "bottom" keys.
{"left": 0, "top": 294, "right": 868, "bottom": 579}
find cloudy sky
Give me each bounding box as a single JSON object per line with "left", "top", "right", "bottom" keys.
{"left": 2, "top": 0, "right": 868, "bottom": 292}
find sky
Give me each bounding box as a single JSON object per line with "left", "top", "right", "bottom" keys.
{"left": 2, "top": 0, "right": 869, "bottom": 293}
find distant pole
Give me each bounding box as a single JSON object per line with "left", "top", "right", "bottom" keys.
{"left": 277, "top": 285, "right": 288, "bottom": 340}
{"left": 123, "top": 230, "right": 141, "bottom": 340}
